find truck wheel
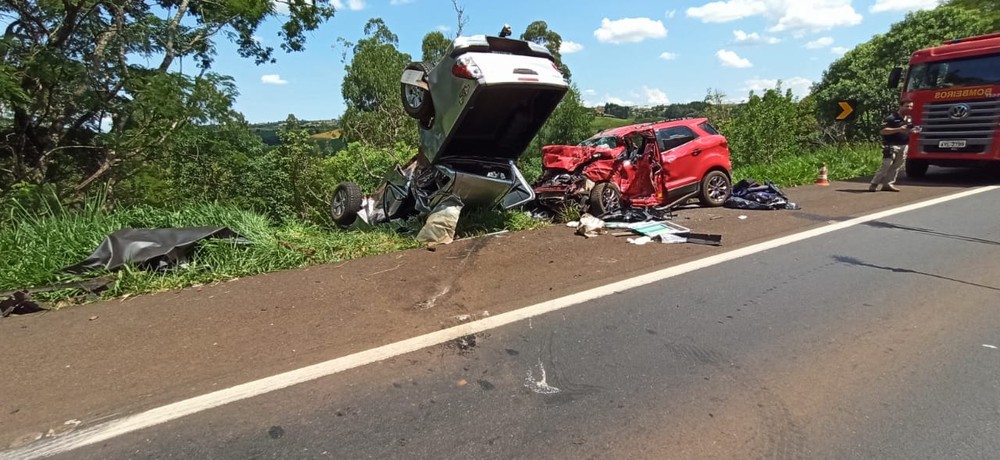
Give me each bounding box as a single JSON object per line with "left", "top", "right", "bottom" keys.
{"left": 401, "top": 62, "right": 434, "bottom": 127}
{"left": 698, "top": 170, "right": 731, "bottom": 207}
{"left": 589, "top": 182, "right": 622, "bottom": 216}
{"left": 905, "top": 159, "right": 928, "bottom": 178}
{"left": 331, "top": 182, "right": 363, "bottom": 228}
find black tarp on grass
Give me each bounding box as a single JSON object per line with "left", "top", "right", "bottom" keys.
{"left": 64, "top": 227, "right": 248, "bottom": 273}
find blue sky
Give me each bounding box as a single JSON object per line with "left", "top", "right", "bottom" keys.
{"left": 211, "top": 0, "right": 944, "bottom": 123}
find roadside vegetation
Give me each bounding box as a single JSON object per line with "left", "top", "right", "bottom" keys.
{"left": 1, "top": 1, "right": 993, "bottom": 307}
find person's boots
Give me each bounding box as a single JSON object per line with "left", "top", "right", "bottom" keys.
{"left": 883, "top": 184, "right": 900, "bottom": 192}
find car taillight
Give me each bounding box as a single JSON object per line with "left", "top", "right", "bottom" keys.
{"left": 452, "top": 55, "right": 483, "bottom": 79}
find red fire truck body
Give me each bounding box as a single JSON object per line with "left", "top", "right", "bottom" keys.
{"left": 896, "top": 33, "right": 1000, "bottom": 177}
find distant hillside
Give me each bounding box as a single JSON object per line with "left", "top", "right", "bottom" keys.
{"left": 591, "top": 116, "right": 635, "bottom": 132}
{"left": 250, "top": 119, "right": 340, "bottom": 146}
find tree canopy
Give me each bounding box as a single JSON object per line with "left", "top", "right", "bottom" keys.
{"left": 338, "top": 18, "right": 417, "bottom": 148}
{"left": 0, "top": 0, "right": 335, "bottom": 196}
{"left": 520, "top": 20, "right": 571, "bottom": 81}
{"left": 811, "top": 5, "right": 991, "bottom": 139}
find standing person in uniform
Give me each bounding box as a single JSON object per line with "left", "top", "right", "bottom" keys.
{"left": 870, "top": 99, "right": 918, "bottom": 192}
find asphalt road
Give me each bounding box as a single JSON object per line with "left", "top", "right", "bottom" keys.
{"left": 34, "top": 187, "right": 1000, "bottom": 459}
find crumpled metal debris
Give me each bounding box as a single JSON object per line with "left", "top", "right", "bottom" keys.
{"left": 1, "top": 291, "right": 43, "bottom": 317}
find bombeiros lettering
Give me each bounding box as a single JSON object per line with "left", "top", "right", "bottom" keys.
{"left": 933, "top": 87, "right": 994, "bottom": 99}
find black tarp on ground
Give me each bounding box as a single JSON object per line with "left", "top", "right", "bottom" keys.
{"left": 724, "top": 179, "right": 800, "bottom": 210}
{"left": 64, "top": 227, "right": 248, "bottom": 273}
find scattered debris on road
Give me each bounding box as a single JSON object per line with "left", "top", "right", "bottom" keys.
{"left": 1, "top": 290, "right": 43, "bottom": 317}
{"left": 724, "top": 179, "right": 801, "bottom": 211}
{"left": 564, "top": 213, "right": 721, "bottom": 246}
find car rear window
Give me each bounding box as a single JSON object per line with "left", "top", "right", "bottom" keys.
{"left": 699, "top": 122, "right": 720, "bottom": 135}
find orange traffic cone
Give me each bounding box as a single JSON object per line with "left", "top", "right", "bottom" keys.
{"left": 815, "top": 163, "right": 830, "bottom": 186}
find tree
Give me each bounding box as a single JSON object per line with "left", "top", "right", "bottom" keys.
{"left": 947, "top": 0, "right": 1000, "bottom": 31}
{"left": 520, "top": 20, "right": 571, "bottom": 80}
{"left": 338, "top": 18, "right": 417, "bottom": 148}
{"left": 603, "top": 103, "right": 631, "bottom": 119}
{"left": 811, "top": 5, "right": 991, "bottom": 140}
{"left": 0, "top": 1, "right": 335, "bottom": 197}
{"left": 537, "top": 86, "right": 594, "bottom": 146}
{"left": 724, "top": 84, "right": 800, "bottom": 165}
{"left": 420, "top": 31, "right": 451, "bottom": 64}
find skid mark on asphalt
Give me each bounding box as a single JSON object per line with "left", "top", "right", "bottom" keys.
{"left": 664, "top": 342, "right": 807, "bottom": 460}
{"left": 411, "top": 236, "right": 492, "bottom": 312}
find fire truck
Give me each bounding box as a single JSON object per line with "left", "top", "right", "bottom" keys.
{"left": 889, "top": 33, "right": 1000, "bottom": 177}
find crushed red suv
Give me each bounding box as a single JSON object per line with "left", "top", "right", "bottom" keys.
{"left": 532, "top": 118, "right": 733, "bottom": 216}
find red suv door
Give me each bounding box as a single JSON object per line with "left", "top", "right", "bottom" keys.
{"left": 654, "top": 125, "right": 702, "bottom": 198}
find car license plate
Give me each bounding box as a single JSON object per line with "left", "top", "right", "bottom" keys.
{"left": 938, "top": 140, "right": 967, "bottom": 148}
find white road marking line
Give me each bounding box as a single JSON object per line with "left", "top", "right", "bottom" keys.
{"left": 6, "top": 186, "right": 998, "bottom": 460}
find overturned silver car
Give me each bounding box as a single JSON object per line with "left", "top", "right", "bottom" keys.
{"left": 330, "top": 34, "right": 569, "bottom": 227}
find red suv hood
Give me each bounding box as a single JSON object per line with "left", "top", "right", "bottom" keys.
{"left": 541, "top": 144, "right": 620, "bottom": 172}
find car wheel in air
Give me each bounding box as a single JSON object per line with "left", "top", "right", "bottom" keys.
{"left": 698, "top": 170, "right": 731, "bottom": 207}
{"left": 400, "top": 62, "right": 434, "bottom": 127}
{"left": 905, "top": 159, "right": 928, "bottom": 178}
{"left": 589, "top": 182, "right": 622, "bottom": 216}
{"left": 331, "top": 182, "right": 363, "bottom": 228}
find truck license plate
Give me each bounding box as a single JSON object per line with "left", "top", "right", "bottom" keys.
{"left": 938, "top": 140, "right": 967, "bottom": 148}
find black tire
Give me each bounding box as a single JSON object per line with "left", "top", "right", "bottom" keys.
{"left": 330, "top": 182, "right": 363, "bottom": 227}
{"left": 905, "top": 159, "right": 928, "bottom": 178}
{"left": 401, "top": 62, "right": 434, "bottom": 126}
{"left": 589, "top": 182, "right": 622, "bottom": 216}
{"left": 698, "top": 170, "right": 731, "bottom": 207}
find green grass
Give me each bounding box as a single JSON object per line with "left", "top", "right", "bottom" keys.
{"left": 2, "top": 142, "right": 880, "bottom": 307}
{"left": 591, "top": 116, "right": 635, "bottom": 132}
{"left": 1, "top": 198, "right": 551, "bottom": 307}
{"left": 731, "top": 143, "right": 881, "bottom": 187}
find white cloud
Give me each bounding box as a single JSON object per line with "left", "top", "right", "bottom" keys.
{"left": 593, "top": 17, "right": 668, "bottom": 44}
{"left": 272, "top": 1, "right": 289, "bottom": 14}
{"left": 768, "top": 1, "right": 862, "bottom": 32}
{"left": 560, "top": 41, "right": 584, "bottom": 54}
{"left": 390, "top": 0, "right": 415, "bottom": 4}
{"left": 805, "top": 36, "right": 834, "bottom": 49}
{"left": 436, "top": 25, "right": 450, "bottom": 33}
{"left": 666, "top": 9, "right": 677, "bottom": 18}
{"left": 716, "top": 49, "right": 752, "bottom": 68}
{"left": 261, "top": 74, "right": 288, "bottom": 85}
{"left": 687, "top": 0, "right": 768, "bottom": 23}
{"left": 583, "top": 89, "right": 597, "bottom": 96}
{"left": 732, "top": 30, "right": 780, "bottom": 45}
{"left": 687, "top": 1, "right": 862, "bottom": 33}
{"left": 870, "top": 0, "right": 941, "bottom": 13}
{"left": 659, "top": 51, "right": 679, "bottom": 60}
{"left": 332, "top": 0, "right": 365, "bottom": 11}
{"left": 743, "top": 77, "right": 813, "bottom": 98}
{"left": 606, "top": 96, "right": 634, "bottom": 105}
{"left": 831, "top": 46, "right": 849, "bottom": 55}
{"left": 583, "top": 93, "right": 637, "bottom": 107}
{"left": 643, "top": 87, "right": 671, "bottom": 105}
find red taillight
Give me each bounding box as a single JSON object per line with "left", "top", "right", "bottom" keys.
{"left": 452, "top": 55, "right": 483, "bottom": 79}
